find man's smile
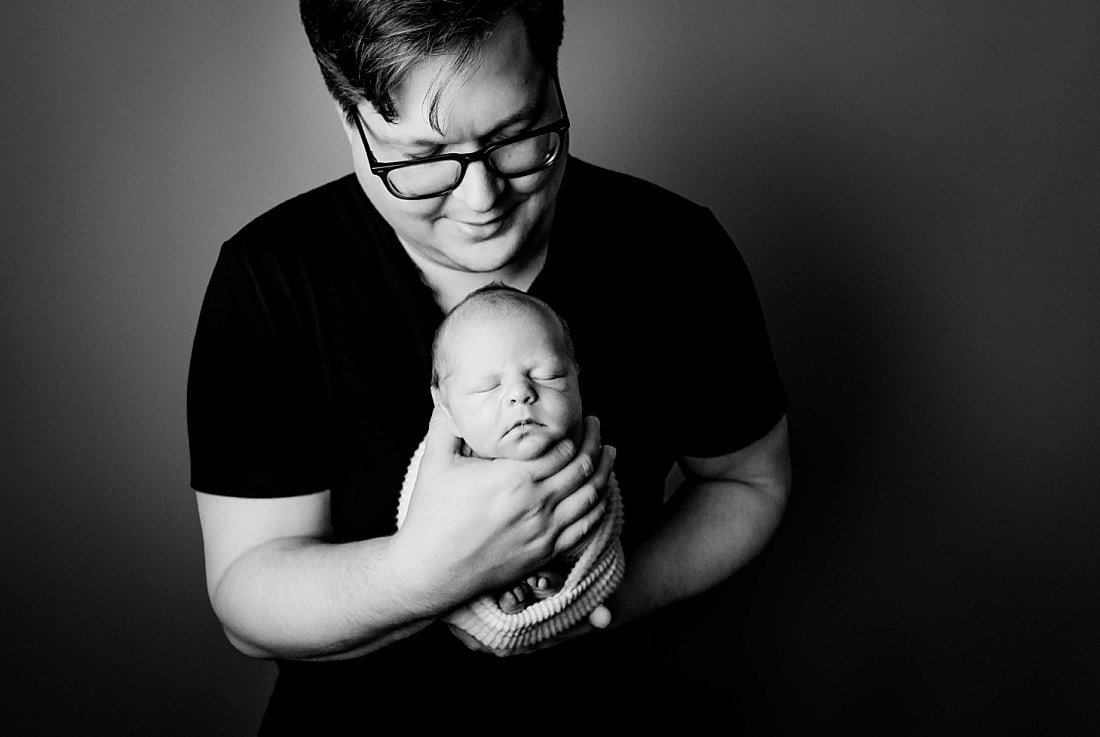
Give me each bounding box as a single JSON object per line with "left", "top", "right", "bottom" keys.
{"left": 447, "top": 204, "right": 516, "bottom": 238}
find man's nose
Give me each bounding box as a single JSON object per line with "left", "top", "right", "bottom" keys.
{"left": 450, "top": 159, "right": 501, "bottom": 212}
{"left": 506, "top": 378, "right": 537, "bottom": 405}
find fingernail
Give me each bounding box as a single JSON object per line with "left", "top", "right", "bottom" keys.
{"left": 608, "top": 445, "right": 617, "bottom": 462}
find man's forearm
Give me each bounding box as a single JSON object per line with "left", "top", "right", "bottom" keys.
{"left": 610, "top": 474, "right": 787, "bottom": 626}
{"left": 211, "top": 534, "right": 445, "bottom": 661}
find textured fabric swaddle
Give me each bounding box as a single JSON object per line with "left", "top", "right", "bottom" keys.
{"left": 396, "top": 437, "right": 626, "bottom": 652}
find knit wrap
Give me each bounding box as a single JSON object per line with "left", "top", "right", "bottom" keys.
{"left": 396, "top": 437, "right": 626, "bottom": 652}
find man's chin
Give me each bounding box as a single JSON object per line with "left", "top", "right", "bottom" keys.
{"left": 438, "top": 212, "right": 548, "bottom": 273}
{"left": 443, "top": 236, "right": 523, "bottom": 273}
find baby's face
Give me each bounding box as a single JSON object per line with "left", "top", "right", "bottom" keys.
{"left": 435, "top": 310, "right": 582, "bottom": 460}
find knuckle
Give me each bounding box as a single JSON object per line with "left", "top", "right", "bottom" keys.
{"left": 506, "top": 466, "right": 535, "bottom": 492}
{"left": 580, "top": 482, "right": 599, "bottom": 509}
{"left": 590, "top": 482, "right": 604, "bottom": 504}
{"left": 592, "top": 498, "right": 608, "bottom": 521}
{"left": 569, "top": 462, "right": 590, "bottom": 492}
{"left": 521, "top": 495, "right": 553, "bottom": 528}
{"left": 579, "top": 453, "right": 594, "bottom": 479}
{"left": 575, "top": 517, "right": 591, "bottom": 541}
{"left": 534, "top": 537, "right": 555, "bottom": 562}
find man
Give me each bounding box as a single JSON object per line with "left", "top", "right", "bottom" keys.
{"left": 189, "top": 1, "right": 790, "bottom": 731}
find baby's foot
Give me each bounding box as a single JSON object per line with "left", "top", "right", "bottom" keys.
{"left": 497, "top": 582, "right": 532, "bottom": 614}
{"left": 526, "top": 570, "right": 564, "bottom": 600}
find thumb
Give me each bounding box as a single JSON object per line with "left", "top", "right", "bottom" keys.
{"left": 420, "top": 404, "right": 463, "bottom": 466}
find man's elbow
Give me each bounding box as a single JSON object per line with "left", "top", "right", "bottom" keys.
{"left": 221, "top": 624, "right": 277, "bottom": 660}
{"left": 207, "top": 566, "right": 287, "bottom": 660}
{"left": 766, "top": 449, "right": 792, "bottom": 516}
{"left": 755, "top": 415, "right": 793, "bottom": 521}
{"left": 209, "top": 585, "right": 281, "bottom": 660}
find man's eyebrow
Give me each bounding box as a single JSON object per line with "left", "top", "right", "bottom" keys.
{"left": 388, "top": 93, "right": 546, "bottom": 149}
{"left": 469, "top": 95, "right": 546, "bottom": 140}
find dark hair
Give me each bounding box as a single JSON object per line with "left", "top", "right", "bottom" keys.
{"left": 299, "top": 0, "right": 564, "bottom": 128}
{"left": 431, "top": 283, "right": 576, "bottom": 388}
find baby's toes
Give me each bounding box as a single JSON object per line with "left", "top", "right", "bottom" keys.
{"left": 498, "top": 583, "right": 531, "bottom": 614}
{"left": 526, "top": 571, "right": 564, "bottom": 599}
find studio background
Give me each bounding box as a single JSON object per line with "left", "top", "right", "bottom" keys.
{"left": 2, "top": 2, "right": 1097, "bottom": 734}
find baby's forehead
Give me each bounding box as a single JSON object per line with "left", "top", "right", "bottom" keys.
{"left": 455, "top": 300, "right": 545, "bottom": 328}
{"left": 438, "top": 302, "right": 571, "bottom": 366}
{"left": 444, "top": 304, "right": 559, "bottom": 352}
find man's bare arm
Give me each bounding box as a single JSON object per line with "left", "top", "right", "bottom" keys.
{"left": 197, "top": 490, "right": 438, "bottom": 661}
{"left": 603, "top": 415, "right": 791, "bottom": 626}
{"left": 194, "top": 414, "right": 612, "bottom": 661}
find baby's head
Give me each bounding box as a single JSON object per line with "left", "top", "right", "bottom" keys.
{"left": 431, "top": 284, "right": 582, "bottom": 461}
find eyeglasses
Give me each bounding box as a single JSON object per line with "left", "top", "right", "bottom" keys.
{"left": 353, "top": 77, "right": 570, "bottom": 200}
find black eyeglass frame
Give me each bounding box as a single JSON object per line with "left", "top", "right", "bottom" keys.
{"left": 352, "top": 77, "right": 570, "bottom": 200}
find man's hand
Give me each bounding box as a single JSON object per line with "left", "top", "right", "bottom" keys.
{"left": 390, "top": 409, "right": 614, "bottom": 613}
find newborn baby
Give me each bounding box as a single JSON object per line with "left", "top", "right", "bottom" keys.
{"left": 396, "top": 282, "right": 625, "bottom": 651}
{"left": 428, "top": 283, "right": 584, "bottom": 613}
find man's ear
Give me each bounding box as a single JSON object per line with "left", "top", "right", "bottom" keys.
{"left": 337, "top": 100, "right": 358, "bottom": 146}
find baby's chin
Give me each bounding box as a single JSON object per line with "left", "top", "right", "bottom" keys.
{"left": 489, "top": 427, "right": 562, "bottom": 461}
{"left": 498, "top": 438, "right": 555, "bottom": 460}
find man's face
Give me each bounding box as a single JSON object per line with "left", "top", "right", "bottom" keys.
{"left": 344, "top": 11, "right": 567, "bottom": 274}
{"left": 434, "top": 310, "right": 582, "bottom": 461}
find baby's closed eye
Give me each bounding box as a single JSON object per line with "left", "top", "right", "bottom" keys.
{"left": 532, "top": 371, "right": 565, "bottom": 381}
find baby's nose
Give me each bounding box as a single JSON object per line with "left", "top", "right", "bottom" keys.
{"left": 507, "top": 379, "right": 537, "bottom": 405}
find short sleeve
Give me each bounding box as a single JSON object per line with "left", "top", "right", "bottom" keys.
{"left": 671, "top": 209, "right": 787, "bottom": 457}
{"left": 187, "top": 239, "right": 330, "bottom": 497}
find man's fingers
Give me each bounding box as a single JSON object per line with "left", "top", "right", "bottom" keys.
{"left": 578, "top": 415, "right": 601, "bottom": 455}
{"left": 561, "top": 440, "right": 614, "bottom": 502}
{"left": 554, "top": 496, "right": 608, "bottom": 556}
{"left": 550, "top": 443, "right": 615, "bottom": 553}
{"left": 525, "top": 435, "right": 577, "bottom": 482}
{"left": 539, "top": 419, "right": 606, "bottom": 503}
{"left": 525, "top": 415, "right": 600, "bottom": 482}
{"left": 588, "top": 442, "right": 615, "bottom": 491}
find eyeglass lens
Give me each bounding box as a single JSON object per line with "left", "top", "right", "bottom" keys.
{"left": 386, "top": 130, "right": 564, "bottom": 198}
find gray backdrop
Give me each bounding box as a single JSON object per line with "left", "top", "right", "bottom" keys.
{"left": 2, "top": 2, "right": 1097, "bottom": 733}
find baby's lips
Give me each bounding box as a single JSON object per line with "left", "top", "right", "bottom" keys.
{"left": 501, "top": 418, "right": 549, "bottom": 439}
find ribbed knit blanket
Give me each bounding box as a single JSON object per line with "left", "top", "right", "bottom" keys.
{"left": 396, "top": 438, "right": 626, "bottom": 652}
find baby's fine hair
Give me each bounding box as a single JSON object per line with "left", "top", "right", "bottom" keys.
{"left": 430, "top": 283, "right": 576, "bottom": 388}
